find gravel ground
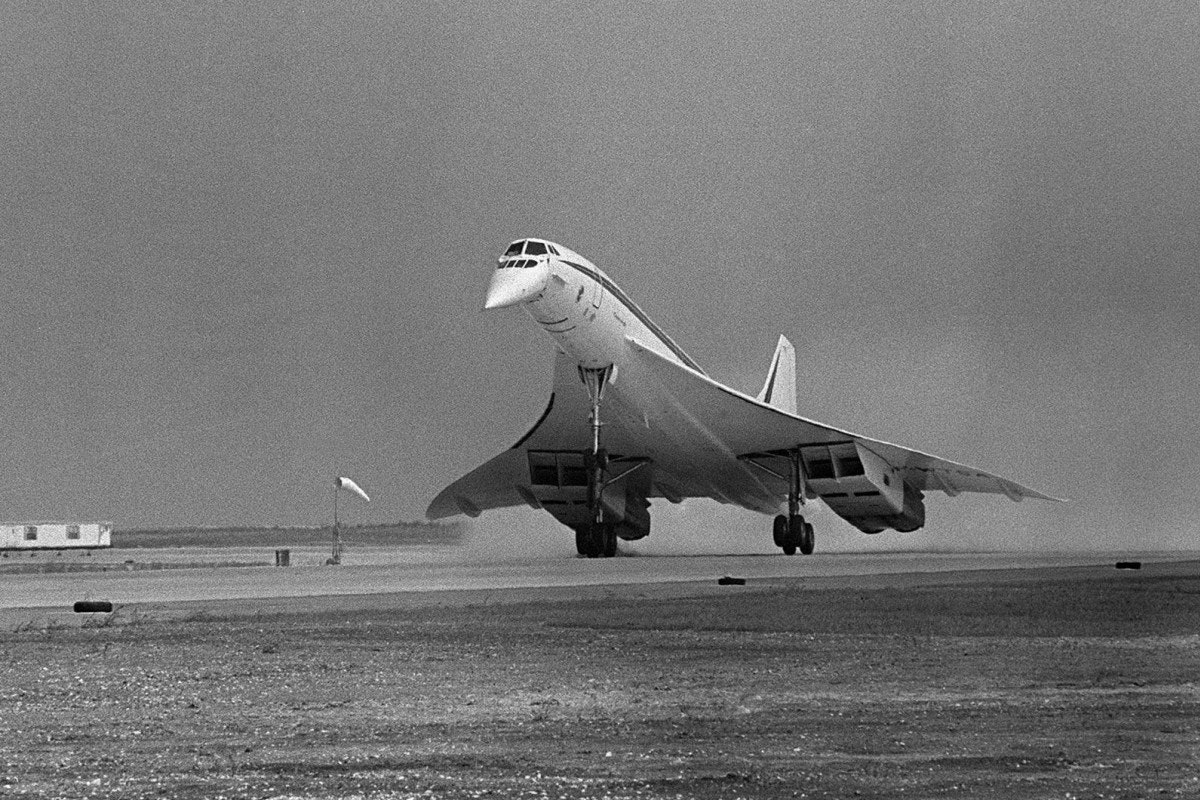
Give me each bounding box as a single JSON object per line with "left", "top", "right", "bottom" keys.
{"left": 3, "top": 565, "right": 1199, "bottom": 799}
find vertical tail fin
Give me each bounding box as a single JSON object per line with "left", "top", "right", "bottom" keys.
{"left": 756, "top": 335, "right": 797, "bottom": 415}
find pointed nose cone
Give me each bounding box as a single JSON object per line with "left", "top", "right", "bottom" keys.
{"left": 483, "top": 263, "right": 549, "bottom": 310}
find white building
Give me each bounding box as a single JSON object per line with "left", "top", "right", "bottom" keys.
{"left": 0, "top": 521, "right": 112, "bottom": 550}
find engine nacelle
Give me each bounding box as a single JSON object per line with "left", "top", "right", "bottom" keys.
{"left": 526, "top": 449, "right": 654, "bottom": 539}
{"left": 846, "top": 483, "right": 927, "bottom": 534}
{"left": 879, "top": 482, "right": 927, "bottom": 533}
{"left": 802, "top": 442, "right": 927, "bottom": 535}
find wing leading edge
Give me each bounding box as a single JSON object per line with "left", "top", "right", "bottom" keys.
{"left": 426, "top": 349, "right": 598, "bottom": 521}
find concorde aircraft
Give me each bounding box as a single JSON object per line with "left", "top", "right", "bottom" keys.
{"left": 427, "top": 238, "right": 1059, "bottom": 557}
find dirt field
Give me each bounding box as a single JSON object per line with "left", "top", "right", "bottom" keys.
{"left": 3, "top": 564, "right": 1199, "bottom": 799}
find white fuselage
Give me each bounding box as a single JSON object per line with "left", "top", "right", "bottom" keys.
{"left": 482, "top": 238, "right": 787, "bottom": 516}
{"left": 484, "top": 240, "right": 703, "bottom": 378}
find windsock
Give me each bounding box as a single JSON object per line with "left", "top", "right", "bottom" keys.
{"left": 336, "top": 476, "right": 371, "bottom": 503}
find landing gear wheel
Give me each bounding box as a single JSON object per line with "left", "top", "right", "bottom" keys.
{"left": 576, "top": 523, "right": 615, "bottom": 558}
{"left": 586, "top": 528, "right": 601, "bottom": 558}
{"left": 601, "top": 523, "right": 617, "bottom": 558}
{"left": 799, "top": 520, "right": 815, "bottom": 555}
{"left": 781, "top": 513, "right": 809, "bottom": 556}
{"left": 575, "top": 527, "right": 591, "bottom": 557}
{"left": 772, "top": 515, "right": 788, "bottom": 548}
{"left": 586, "top": 524, "right": 602, "bottom": 559}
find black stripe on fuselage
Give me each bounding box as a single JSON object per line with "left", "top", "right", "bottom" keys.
{"left": 539, "top": 316, "right": 576, "bottom": 333}
{"left": 559, "top": 260, "right": 706, "bottom": 375}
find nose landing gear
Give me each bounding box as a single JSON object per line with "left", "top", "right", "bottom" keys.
{"left": 576, "top": 365, "right": 617, "bottom": 559}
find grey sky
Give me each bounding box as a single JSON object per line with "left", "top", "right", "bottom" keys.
{"left": 2, "top": 1, "right": 1197, "bottom": 551}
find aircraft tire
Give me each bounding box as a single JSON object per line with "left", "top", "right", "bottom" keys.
{"left": 787, "top": 514, "right": 807, "bottom": 555}
{"left": 575, "top": 527, "right": 595, "bottom": 558}
{"left": 602, "top": 524, "right": 617, "bottom": 558}
{"left": 772, "top": 515, "right": 788, "bottom": 548}
{"left": 800, "top": 521, "right": 815, "bottom": 555}
{"left": 581, "top": 523, "right": 607, "bottom": 558}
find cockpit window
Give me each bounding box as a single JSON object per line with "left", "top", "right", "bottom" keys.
{"left": 503, "top": 240, "right": 557, "bottom": 258}
{"left": 499, "top": 258, "right": 538, "bottom": 269}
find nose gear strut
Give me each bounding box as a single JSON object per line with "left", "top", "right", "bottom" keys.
{"left": 578, "top": 365, "right": 615, "bottom": 557}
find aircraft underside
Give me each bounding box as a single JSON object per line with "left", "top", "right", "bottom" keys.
{"left": 544, "top": 362, "right": 824, "bottom": 558}
{"left": 443, "top": 344, "right": 934, "bottom": 558}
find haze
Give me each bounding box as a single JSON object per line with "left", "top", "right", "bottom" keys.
{"left": 2, "top": 2, "right": 1197, "bottom": 552}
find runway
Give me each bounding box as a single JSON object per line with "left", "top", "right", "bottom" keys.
{"left": 0, "top": 545, "right": 1186, "bottom": 612}
{"left": 6, "top": 548, "right": 1200, "bottom": 798}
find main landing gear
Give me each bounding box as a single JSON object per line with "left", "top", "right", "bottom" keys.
{"left": 743, "top": 447, "right": 817, "bottom": 556}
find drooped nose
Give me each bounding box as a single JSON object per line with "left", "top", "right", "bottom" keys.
{"left": 483, "top": 261, "right": 549, "bottom": 310}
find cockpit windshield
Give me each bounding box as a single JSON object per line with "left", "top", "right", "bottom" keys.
{"left": 502, "top": 239, "right": 557, "bottom": 258}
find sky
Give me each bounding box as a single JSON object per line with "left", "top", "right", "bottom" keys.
{"left": 1, "top": 1, "right": 1197, "bottom": 552}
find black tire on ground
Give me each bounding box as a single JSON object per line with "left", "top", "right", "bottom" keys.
{"left": 772, "top": 514, "right": 788, "bottom": 548}
{"left": 73, "top": 600, "right": 113, "bottom": 613}
{"left": 782, "top": 543, "right": 797, "bottom": 556}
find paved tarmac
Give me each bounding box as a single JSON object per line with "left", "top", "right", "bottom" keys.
{"left": 0, "top": 547, "right": 1188, "bottom": 611}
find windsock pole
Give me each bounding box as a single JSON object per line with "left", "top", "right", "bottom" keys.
{"left": 330, "top": 476, "right": 369, "bottom": 564}
{"left": 331, "top": 479, "right": 342, "bottom": 564}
